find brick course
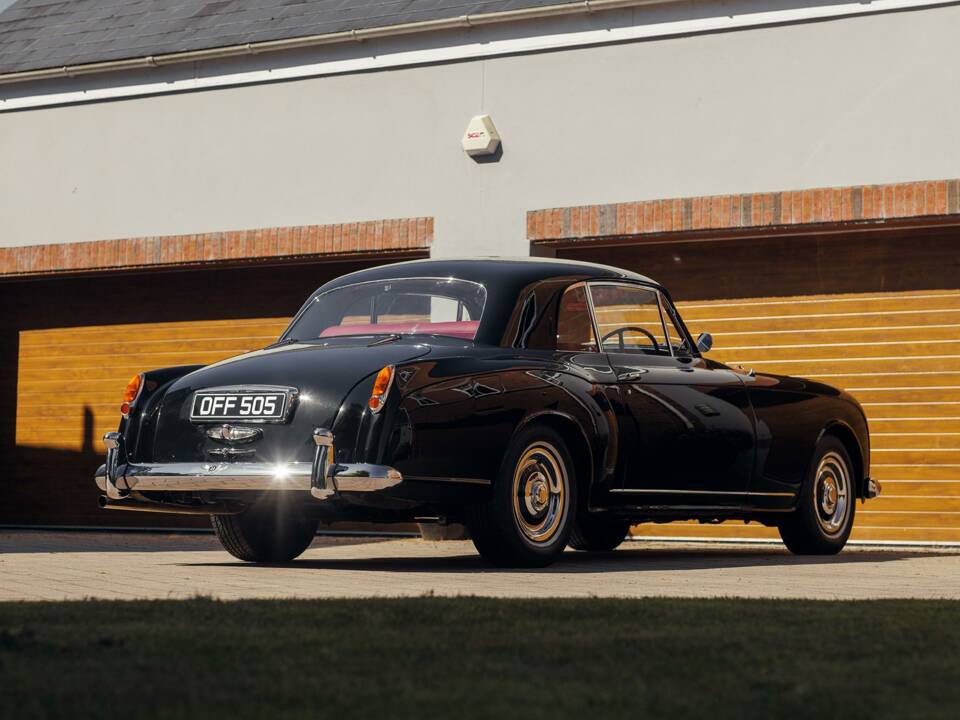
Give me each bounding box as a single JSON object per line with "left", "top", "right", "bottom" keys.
{"left": 528, "top": 179, "right": 960, "bottom": 243}
{"left": 0, "top": 217, "right": 433, "bottom": 278}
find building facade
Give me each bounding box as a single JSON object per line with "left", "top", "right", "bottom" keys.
{"left": 2, "top": 0, "right": 959, "bottom": 540}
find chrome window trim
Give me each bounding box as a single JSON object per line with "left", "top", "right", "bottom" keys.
{"left": 659, "top": 293, "right": 696, "bottom": 358}
{"left": 586, "top": 280, "right": 674, "bottom": 357}
{"left": 555, "top": 281, "right": 601, "bottom": 353}
{"left": 281, "top": 276, "right": 488, "bottom": 342}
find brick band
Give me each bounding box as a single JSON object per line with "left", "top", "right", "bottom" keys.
{"left": 0, "top": 217, "right": 433, "bottom": 278}
{"left": 528, "top": 179, "right": 960, "bottom": 243}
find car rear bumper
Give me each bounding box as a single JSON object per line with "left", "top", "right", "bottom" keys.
{"left": 94, "top": 428, "right": 402, "bottom": 508}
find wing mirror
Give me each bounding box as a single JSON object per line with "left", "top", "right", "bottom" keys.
{"left": 696, "top": 333, "right": 713, "bottom": 353}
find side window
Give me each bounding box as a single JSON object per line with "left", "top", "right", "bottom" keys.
{"left": 556, "top": 284, "right": 598, "bottom": 352}
{"left": 589, "top": 284, "right": 670, "bottom": 356}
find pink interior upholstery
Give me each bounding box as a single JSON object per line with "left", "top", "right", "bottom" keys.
{"left": 319, "top": 320, "right": 480, "bottom": 340}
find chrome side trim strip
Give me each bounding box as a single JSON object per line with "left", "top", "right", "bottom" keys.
{"left": 610, "top": 488, "right": 796, "bottom": 497}
{"left": 405, "top": 475, "right": 492, "bottom": 485}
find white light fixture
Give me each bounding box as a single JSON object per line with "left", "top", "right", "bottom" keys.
{"left": 461, "top": 114, "right": 501, "bottom": 157}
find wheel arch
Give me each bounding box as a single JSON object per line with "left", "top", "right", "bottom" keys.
{"left": 515, "top": 411, "right": 594, "bottom": 506}
{"left": 819, "top": 420, "right": 867, "bottom": 500}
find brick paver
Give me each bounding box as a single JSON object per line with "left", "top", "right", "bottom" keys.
{"left": 2, "top": 531, "right": 959, "bottom": 601}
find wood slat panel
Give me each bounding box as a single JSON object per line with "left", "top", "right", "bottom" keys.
{"left": 712, "top": 342, "right": 960, "bottom": 362}
{"left": 678, "top": 290, "right": 960, "bottom": 318}
{"left": 17, "top": 337, "right": 278, "bottom": 359}
{"left": 870, "top": 419, "right": 960, "bottom": 434}
{"left": 17, "top": 318, "right": 289, "bottom": 343}
{"left": 871, "top": 434, "right": 960, "bottom": 449}
{"left": 833, "top": 372, "right": 960, "bottom": 388}
{"left": 19, "top": 351, "right": 254, "bottom": 371}
{"left": 848, "top": 388, "right": 960, "bottom": 403}
{"left": 15, "top": 318, "right": 291, "bottom": 454}
{"left": 709, "top": 358, "right": 960, "bottom": 375}
{"left": 687, "top": 311, "right": 960, "bottom": 334}
{"left": 882, "top": 481, "right": 960, "bottom": 495}
{"left": 717, "top": 328, "right": 960, "bottom": 348}
{"left": 873, "top": 465, "right": 960, "bottom": 481}
{"left": 633, "top": 523, "right": 960, "bottom": 543}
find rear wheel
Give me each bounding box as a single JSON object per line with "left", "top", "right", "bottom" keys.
{"left": 778, "top": 436, "right": 856, "bottom": 555}
{"left": 211, "top": 497, "right": 318, "bottom": 562}
{"left": 466, "top": 425, "right": 576, "bottom": 567}
{"left": 569, "top": 515, "right": 631, "bottom": 552}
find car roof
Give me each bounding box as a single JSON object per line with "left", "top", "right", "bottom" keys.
{"left": 317, "top": 256, "right": 658, "bottom": 292}
{"left": 299, "top": 257, "right": 663, "bottom": 347}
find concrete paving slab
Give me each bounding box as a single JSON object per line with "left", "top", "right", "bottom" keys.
{"left": 2, "top": 531, "right": 959, "bottom": 601}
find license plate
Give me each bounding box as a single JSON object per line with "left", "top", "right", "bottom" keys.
{"left": 190, "top": 389, "right": 291, "bottom": 422}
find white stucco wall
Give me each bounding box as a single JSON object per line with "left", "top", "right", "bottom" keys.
{"left": 1, "top": 1, "right": 959, "bottom": 258}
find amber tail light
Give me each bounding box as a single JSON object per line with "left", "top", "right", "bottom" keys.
{"left": 120, "top": 373, "right": 144, "bottom": 417}
{"left": 368, "top": 366, "right": 394, "bottom": 413}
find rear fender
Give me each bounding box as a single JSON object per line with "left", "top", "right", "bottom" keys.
{"left": 124, "top": 365, "right": 205, "bottom": 462}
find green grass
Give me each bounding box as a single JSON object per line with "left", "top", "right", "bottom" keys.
{"left": 1, "top": 598, "right": 958, "bottom": 719}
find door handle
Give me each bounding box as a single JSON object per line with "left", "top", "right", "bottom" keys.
{"left": 617, "top": 370, "right": 647, "bottom": 382}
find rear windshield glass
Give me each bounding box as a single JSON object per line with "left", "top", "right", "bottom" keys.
{"left": 284, "top": 278, "right": 487, "bottom": 341}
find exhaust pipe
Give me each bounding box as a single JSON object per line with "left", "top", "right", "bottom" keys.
{"left": 98, "top": 495, "right": 243, "bottom": 516}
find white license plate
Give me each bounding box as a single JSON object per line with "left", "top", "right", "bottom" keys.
{"left": 190, "top": 392, "right": 287, "bottom": 421}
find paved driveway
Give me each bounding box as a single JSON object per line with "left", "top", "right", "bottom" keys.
{"left": 2, "top": 531, "right": 959, "bottom": 601}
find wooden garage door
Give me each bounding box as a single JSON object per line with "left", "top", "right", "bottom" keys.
{"left": 16, "top": 318, "right": 289, "bottom": 454}
{"left": 634, "top": 288, "right": 960, "bottom": 543}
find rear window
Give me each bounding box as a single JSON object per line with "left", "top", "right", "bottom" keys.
{"left": 285, "top": 278, "right": 487, "bottom": 341}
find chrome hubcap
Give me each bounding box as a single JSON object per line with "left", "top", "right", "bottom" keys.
{"left": 525, "top": 472, "right": 550, "bottom": 514}
{"left": 814, "top": 451, "right": 849, "bottom": 537}
{"left": 512, "top": 442, "right": 567, "bottom": 545}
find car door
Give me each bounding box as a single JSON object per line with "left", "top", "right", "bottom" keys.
{"left": 588, "top": 282, "right": 756, "bottom": 506}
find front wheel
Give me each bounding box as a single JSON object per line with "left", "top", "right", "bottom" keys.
{"left": 211, "top": 498, "right": 318, "bottom": 562}
{"left": 466, "top": 425, "right": 576, "bottom": 567}
{"left": 778, "top": 436, "right": 856, "bottom": 555}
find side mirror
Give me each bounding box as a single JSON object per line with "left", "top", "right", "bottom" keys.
{"left": 696, "top": 333, "right": 713, "bottom": 353}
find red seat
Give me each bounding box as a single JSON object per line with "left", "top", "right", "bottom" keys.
{"left": 319, "top": 320, "right": 479, "bottom": 340}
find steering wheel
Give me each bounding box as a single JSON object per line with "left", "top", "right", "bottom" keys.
{"left": 601, "top": 326, "right": 661, "bottom": 353}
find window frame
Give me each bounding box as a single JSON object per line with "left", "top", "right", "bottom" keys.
{"left": 584, "top": 280, "right": 695, "bottom": 359}
{"left": 555, "top": 281, "right": 601, "bottom": 353}
{"left": 281, "top": 276, "right": 487, "bottom": 342}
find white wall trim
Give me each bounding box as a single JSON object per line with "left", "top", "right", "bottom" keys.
{"left": 0, "top": 0, "right": 953, "bottom": 112}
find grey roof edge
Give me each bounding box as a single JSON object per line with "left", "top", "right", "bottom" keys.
{"left": 0, "top": 0, "right": 666, "bottom": 85}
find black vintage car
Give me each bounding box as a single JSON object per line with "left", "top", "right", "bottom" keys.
{"left": 95, "top": 258, "right": 879, "bottom": 566}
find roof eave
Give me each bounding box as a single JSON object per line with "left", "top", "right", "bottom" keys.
{"left": 0, "top": 0, "right": 668, "bottom": 86}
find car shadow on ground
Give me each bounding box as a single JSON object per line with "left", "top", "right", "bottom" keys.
{"left": 0, "top": 532, "right": 394, "bottom": 554}
{"left": 183, "top": 544, "right": 956, "bottom": 574}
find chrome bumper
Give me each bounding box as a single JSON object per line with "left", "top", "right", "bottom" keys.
{"left": 95, "top": 428, "right": 402, "bottom": 502}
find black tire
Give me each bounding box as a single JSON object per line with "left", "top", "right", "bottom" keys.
{"left": 569, "top": 515, "right": 631, "bottom": 552}
{"left": 211, "top": 497, "right": 318, "bottom": 562}
{"left": 778, "top": 436, "right": 857, "bottom": 555}
{"left": 466, "top": 425, "right": 577, "bottom": 568}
